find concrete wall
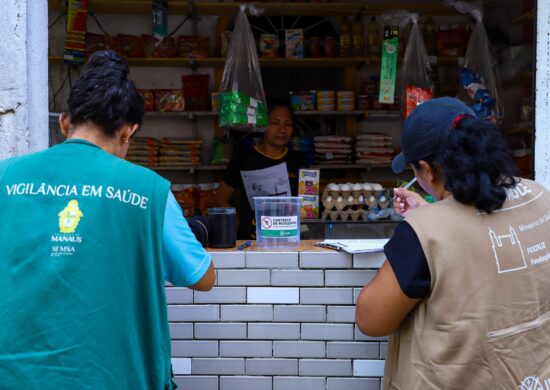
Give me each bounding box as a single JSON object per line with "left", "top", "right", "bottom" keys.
{"left": 166, "top": 249, "right": 386, "bottom": 390}
{"left": 0, "top": 0, "right": 49, "bottom": 159}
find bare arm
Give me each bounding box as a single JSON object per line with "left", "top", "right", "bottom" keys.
{"left": 189, "top": 261, "right": 215, "bottom": 291}
{"left": 216, "top": 180, "right": 236, "bottom": 207}
{"left": 355, "top": 261, "right": 420, "bottom": 336}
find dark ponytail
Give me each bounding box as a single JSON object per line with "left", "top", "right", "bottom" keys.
{"left": 67, "top": 50, "right": 144, "bottom": 136}
{"left": 441, "top": 116, "right": 518, "bottom": 213}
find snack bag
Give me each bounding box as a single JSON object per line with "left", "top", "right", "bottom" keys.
{"left": 399, "top": 12, "right": 433, "bottom": 120}
{"left": 445, "top": 0, "right": 502, "bottom": 120}
{"left": 219, "top": 4, "right": 267, "bottom": 130}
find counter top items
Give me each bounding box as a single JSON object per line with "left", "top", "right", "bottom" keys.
{"left": 254, "top": 196, "right": 301, "bottom": 249}
{"left": 315, "top": 238, "right": 389, "bottom": 254}
{"left": 321, "top": 182, "right": 401, "bottom": 222}
{"left": 208, "top": 207, "right": 237, "bottom": 248}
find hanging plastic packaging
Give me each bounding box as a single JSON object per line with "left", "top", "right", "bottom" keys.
{"left": 445, "top": 0, "right": 502, "bottom": 122}
{"left": 219, "top": 4, "right": 268, "bottom": 131}
{"left": 399, "top": 12, "right": 433, "bottom": 120}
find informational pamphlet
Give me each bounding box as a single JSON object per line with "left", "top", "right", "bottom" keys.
{"left": 241, "top": 162, "right": 291, "bottom": 209}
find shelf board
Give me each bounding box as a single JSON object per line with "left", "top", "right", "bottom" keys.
{"left": 49, "top": 1, "right": 461, "bottom": 16}
{"left": 151, "top": 165, "right": 227, "bottom": 172}
{"left": 145, "top": 111, "right": 218, "bottom": 119}
{"left": 302, "top": 219, "right": 399, "bottom": 225}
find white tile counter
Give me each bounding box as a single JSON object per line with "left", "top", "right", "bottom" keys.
{"left": 167, "top": 241, "right": 386, "bottom": 390}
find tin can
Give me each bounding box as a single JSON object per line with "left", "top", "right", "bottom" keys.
{"left": 324, "top": 36, "right": 335, "bottom": 58}
{"left": 310, "top": 37, "right": 321, "bottom": 58}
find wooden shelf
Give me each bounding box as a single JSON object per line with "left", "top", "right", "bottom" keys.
{"left": 49, "top": 1, "right": 458, "bottom": 16}
{"left": 151, "top": 165, "right": 227, "bottom": 172}
{"left": 145, "top": 111, "right": 218, "bottom": 119}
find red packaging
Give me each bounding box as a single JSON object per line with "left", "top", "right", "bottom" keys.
{"left": 182, "top": 74, "right": 210, "bottom": 111}
{"left": 177, "top": 35, "right": 209, "bottom": 58}
{"left": 116, "top": 34, "right": 143, "bottom": 58}
{"left": 154, "top": 89, "right": 185, "bottom": 112}
{"left": 402, "top": 86, "right": 433, "bottom": 120}
{"left": 310, "top": 37, "right": 321, "bottom": 58}
{"left": 86, "top": 33, "right": 117, "bottom": 56}
{"left": 141, "top": 35, "right": 175, "bottom": 58}
{"left": 324, "top": 36, "right": 335, "bottom": 58}
{"left": 172, "top": 185, "right": 199, "bottom": 217}
{"left": 139, "top": 89, "right": 155, "bottom": 112}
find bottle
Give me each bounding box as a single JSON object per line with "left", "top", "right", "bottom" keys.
{"left": 366, "top": 16, "right": 380, "bottom": 55}
{"left": 352, "top": 18, "right": 364, "bottom": 57}
{"left": 339, "top": 21, "right": 352, "bottom": 57}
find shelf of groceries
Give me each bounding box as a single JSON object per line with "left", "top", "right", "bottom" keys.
{"left": 48, "top": 1, "right": 456, "bottom": 17}
{"left": 49, "top": 55, "right": 462, "bottom": 68}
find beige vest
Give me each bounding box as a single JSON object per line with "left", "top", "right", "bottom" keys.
{"left": 384, "top": 179, "right": 550, "bottom": 390}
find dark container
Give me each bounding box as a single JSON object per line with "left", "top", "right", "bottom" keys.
{"left": 208, "top": 207, "right": 237, "bottom": 248}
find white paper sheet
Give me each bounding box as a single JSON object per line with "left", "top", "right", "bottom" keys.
{"left": 316, "top": 239, "right": 389, "bottom": 254}
{"left": 241, "top": 162, "right": 291, "bottom": 209}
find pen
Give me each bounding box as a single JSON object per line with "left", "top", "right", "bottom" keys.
{"left": 238, "top": 241, "right": 251, "bottom": 250}
{"left": 403, "top": 177, "right": 417, "bottom": 190}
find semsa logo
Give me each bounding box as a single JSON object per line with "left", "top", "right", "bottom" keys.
{"left": 58, "top": 199, "right": 84, "bottom": 233}
{"left": 520, "top": 375, "right": 550, "bottom": 390}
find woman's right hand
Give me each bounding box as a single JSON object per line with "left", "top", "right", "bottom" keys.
{"left": 393, "top": 188, "right": 428, "bottom": 217}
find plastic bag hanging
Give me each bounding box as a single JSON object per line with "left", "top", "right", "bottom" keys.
{"left": 445, "top": 0, "right": 502, "bottom": 122}
{"left": 219, "top": 4, "right": 268, "bottom": 131}
{"left": 399, "top": 12, "right": 433, "bottom": 120}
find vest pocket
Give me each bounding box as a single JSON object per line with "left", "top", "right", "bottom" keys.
{"left": 484, "top": 311, "right": 550, "bottom": 388}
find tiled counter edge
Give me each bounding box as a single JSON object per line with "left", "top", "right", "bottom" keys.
{"left": 167, "top": 248, "right": 387, "bottom": 390}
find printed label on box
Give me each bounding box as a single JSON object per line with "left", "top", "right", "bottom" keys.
{"left": 260, "top": 216, "right": 298, "bottom": 237}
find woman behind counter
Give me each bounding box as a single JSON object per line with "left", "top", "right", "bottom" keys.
{"left": 216, "top": 98, "right": 308, "bottom": 239}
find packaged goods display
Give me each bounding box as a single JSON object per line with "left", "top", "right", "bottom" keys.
{"left": 219, "top": 91, "right": 268, "bottom": 129}
{"left": 177, "top": 35, "right": 209, "bottom": 58}
{"left": 399, "top": 12, "right": 433, "bottom": 120}
{"left": 355, "top": 133, "right": 395, "bottom": 166}
{"left": 198, "top": 183, "right": 219, "bottom": 216}
{"left": 141, "top": 34, "right": 175, "bottom": 58}
{"left": 367, "top": 17, "right": 381, "bottom": 55}
{"left": 64, "top": 0, "right": 88, "bottom": 65}
{"left": 259, "top": 34, "right": 280, "bottom": 58}
{"left": 139, "top": 89, "right": 155, "bottom": 112}
{"left": 379, "top": 26, "right": 399, "bottom": 104}
{"left": 171, "top": 184, "right": 199, "bottom": 218}
{"left": 126, "top": 137, "right": 202, "bottom": 168}
{"left": 290, "top": 91, "right": 316, "bottom": 111}
{"left": 339, "top": 22, "right": 352, "bottom": 57}
{"left": 324, "top": 36, "right": 336, "bottom": 58}
{"left": 219, "top": 5, "right": 267, "bottom": 131}
{"left": 285, "top": 29, "right": 304, "bottom": 58}
{"left": 352, "top": 20, "right": 364, "bottom": 57}
{"left": 182, "top": 74, "right": 210, "bottom": 111}
{"left": 154, "top": 89, "right": 185, "bottom": 112}
{"left": 321, "top": 182, "right": 401, "bottom": 222}
{"left": 309, "top": 37, "right": 321, "bottom": 58}
{"left": 314, "top": 136, "right": 353, "bottom": 165}
{"left": 460, "top": 68, "right": 497, "bottom": 122}
{"left": 298, "top": 169, "right": 320, "bottom": 219}
{"left": 337, "top": 90, "right": 355, "bottom": 111}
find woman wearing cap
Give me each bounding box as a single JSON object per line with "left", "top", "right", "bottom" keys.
{"left": 355, "top": 97, "right": 550, "bottom": 389}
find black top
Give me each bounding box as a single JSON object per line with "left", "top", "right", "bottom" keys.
{"left": 221, "top": 144, "right": 308, "bottom": 239}
{"left": 384, "top": 221, "right": 431, "bottom": 299}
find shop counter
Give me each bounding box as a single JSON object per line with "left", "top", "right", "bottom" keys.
{"left": 167, "top": 240, "right": 387, "bottom": 390}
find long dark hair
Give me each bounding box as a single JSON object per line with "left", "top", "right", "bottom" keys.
{"left": 413, "top": 116, "right": 518, "bottom": 213}
{"left": 67, "top": 50, "right": 144, "bottom": 136}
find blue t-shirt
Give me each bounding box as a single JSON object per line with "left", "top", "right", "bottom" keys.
{"left": 384, "top": 221, "right": 431, "bottom": 299}
{"left": 162, "top": 192, "right": 211, "bottom": 286}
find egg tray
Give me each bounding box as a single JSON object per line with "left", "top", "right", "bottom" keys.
{"left": 321, "top": 207, "right": 397, "bottom": 222}
{"left": 321, "top": 189, "right": 392, "bottom": 211}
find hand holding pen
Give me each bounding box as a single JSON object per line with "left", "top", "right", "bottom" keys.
{"left": 393, "top": 177, "right": 428, "bottom": 217}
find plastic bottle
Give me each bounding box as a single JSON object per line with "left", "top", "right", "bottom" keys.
{"left": 339, "top": 21, "right": 352, "bottom": 57}
{"left": 366, "top": 17, "right": 380, "bottom": 55}
{"left": 352, "top": 18, "right": 364, "bottom": 57}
